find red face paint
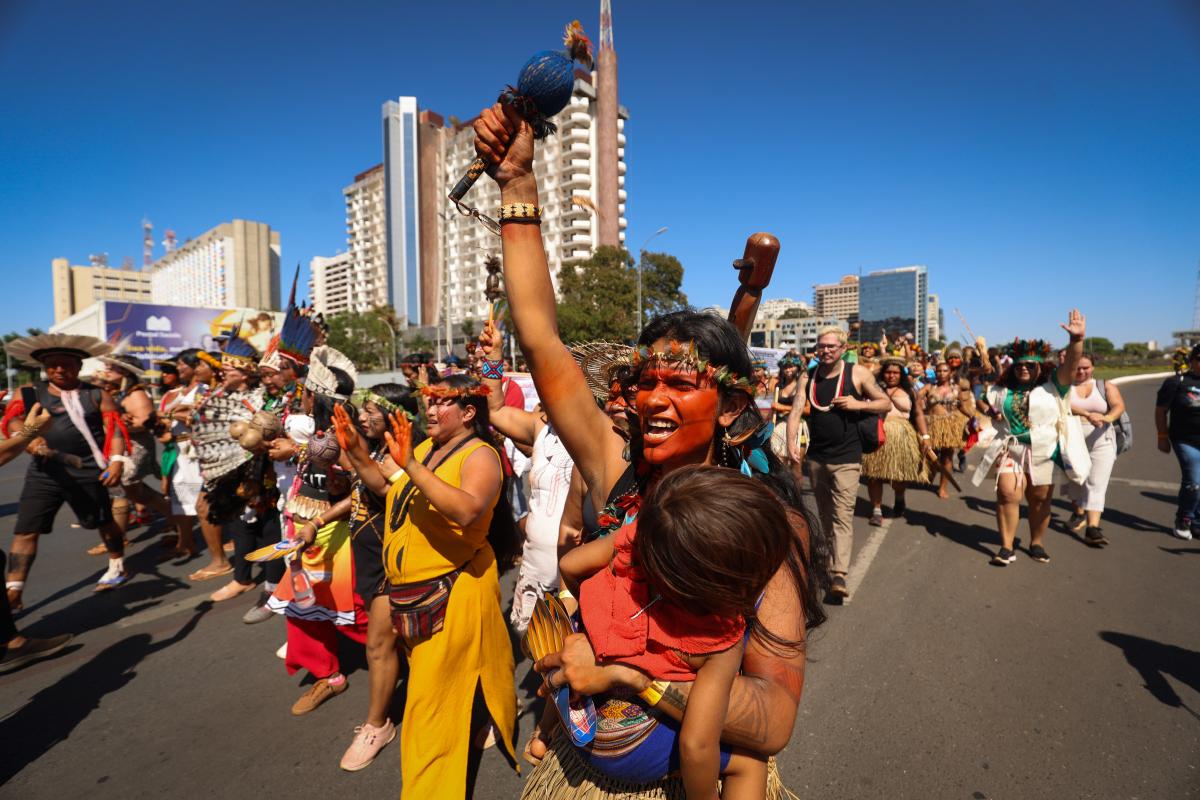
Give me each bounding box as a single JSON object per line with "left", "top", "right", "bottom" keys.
{"left": 635, "top": 363, "right": 719, "bottom": 467}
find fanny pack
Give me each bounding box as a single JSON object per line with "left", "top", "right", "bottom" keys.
{"left": 389, "top": 563, "right": 466, "bottom": 639}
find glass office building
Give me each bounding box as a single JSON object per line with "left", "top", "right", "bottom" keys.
{"left": 858, "top": 266, "right": 929, "bottom": 350}
{"left": 382, "top": 97, "right": 422, "bottom": 325}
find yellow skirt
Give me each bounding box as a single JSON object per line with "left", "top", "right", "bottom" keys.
{"left": 399, "top": 545, "right": 518, "bottom": 798}
{"left": 861, "top": 416, "right": 933, "bottom": 483}
{"left": 928, "top": 412, "right": 968, "bottom": 451}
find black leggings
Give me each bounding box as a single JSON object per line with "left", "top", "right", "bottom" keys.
{"left": 231, "top": 512, "right": 285, "bottom": 586}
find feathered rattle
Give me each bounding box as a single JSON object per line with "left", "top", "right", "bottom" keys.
{"left": 448, "top": 21, "right": 593, "bottom": 232}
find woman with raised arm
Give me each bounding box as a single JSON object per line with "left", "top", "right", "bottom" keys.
{"left": 471, "top": 102, "right": 829, "bottom": 798}
{"left": 974, "top": 311, "right": 1089, "bottom": 566}
{"left": 365, "top": 373, "right": 520, "bottom": 799}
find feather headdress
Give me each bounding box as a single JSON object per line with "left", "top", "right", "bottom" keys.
{"left": 261, "top": 264, "right": 318, "bottom": 370}
{"left": 304, "top": 346, "right": 357, "bottom": 399}
{"left": 5, "top": 333, "right": 111, "bottom": 366}
{"left": 1006, "top": 338, "right": 1053, "bottom": 363}
{"left": 220, "top": 327, "right": 260, "bottom": 372}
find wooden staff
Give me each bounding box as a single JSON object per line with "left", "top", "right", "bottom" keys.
{"left": 727, "top": 232, "right": 780, "bottom": 340}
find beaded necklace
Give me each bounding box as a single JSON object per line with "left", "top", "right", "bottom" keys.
{"left": 807, "top": 363, "right": 847, "bottom": 413}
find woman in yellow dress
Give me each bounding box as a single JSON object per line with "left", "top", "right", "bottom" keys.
{"left": 377, "top": 373, "right": 520, "bottom": 798}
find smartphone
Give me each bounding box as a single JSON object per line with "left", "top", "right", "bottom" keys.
{"left": 20, "top": 386, "right": 37, "bottom": 412}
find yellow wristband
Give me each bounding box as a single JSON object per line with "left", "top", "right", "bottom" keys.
{"left": 387, "top": 469, "right": 405, "bottom": 484}
{"left": 557, "top": 588, "right": 575, "bottom": 602}
{"left": 638, "top": 679, "right": 670, "bottom": 708}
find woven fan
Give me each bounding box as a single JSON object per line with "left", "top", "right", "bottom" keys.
{"left": 524, "top": 593, "right": 596, "bottom": 747}
{"left": 569, "top": 342, "right": 632, "bottom": 405}
{"left": 192, "top": 389, "right": 262, "bottom": 481}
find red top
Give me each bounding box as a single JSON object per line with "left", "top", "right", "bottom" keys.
{"left": 579, "top": 514, "right": 745, "bottom": 681}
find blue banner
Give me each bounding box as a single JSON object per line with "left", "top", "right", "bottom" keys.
{"left": 102, "top": 302, "right": 282, "bottom": 368}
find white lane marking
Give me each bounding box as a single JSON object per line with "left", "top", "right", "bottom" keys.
{"left": 843, "top": 517, "right": 892, "bottom": 604}
{"left": 1107, "top": 477, "right": 1177, "bottom": 491}
{"left": 115, "top": 594, "right": 213, "bottom": 628}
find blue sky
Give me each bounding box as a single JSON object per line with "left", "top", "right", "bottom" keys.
{"left": 2, "top": 0, "right": 1197, "bottom": 348}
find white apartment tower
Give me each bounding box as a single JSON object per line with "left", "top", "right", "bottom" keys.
{"left": 150, "top": 220, "right": 280, "bottom": 309}
{"left": 338, "top": 164, "right": 389, "bottom": 313}
{"left": 440, "top": 74, "right": 628, "bottom": 326}
{"left": 308, "top": 253, "right": 355, "bottom": 316}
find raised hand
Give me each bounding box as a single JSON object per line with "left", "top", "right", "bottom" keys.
{"left": 479, "top": 320, "right": 503, "bottom": 361}
{"left": 331, "top": 403, "right": 363, "bottom": 456}
{"left": 1061, "top": 309, "right": 1086, "bottom": 340}
{"left": 384, "top": 410, "right": 413, "bottom": 471}
{"left": 473, "top": 103, "right": 535, "bottom": 189}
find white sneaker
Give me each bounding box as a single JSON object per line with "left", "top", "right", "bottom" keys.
{"left": 1173, "top": 527, "right": 1193, "bottom": 540}
{"left": 94, "top": 560, "right": 129, "bottom": 592}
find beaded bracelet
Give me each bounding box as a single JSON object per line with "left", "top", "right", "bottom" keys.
{"left": 481, "top": 358, "right": 505, "bottom": 380}
{"left": 17, "top": 423, "right": 38, "bottom": 439}
{"left": 498, "top": 202, "right": 541, "bottom": 225}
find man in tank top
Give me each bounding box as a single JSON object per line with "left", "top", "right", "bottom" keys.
{"left": 795, "top": 326, "right": 891, "bottom": 599}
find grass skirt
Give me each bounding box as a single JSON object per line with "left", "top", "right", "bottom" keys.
{"left": 520, "top": 730, "right": 797, "bottom": 799}
{"left": 861, "top": 417, "right": 932, "bottom": 483}
{"left": 928, "top": 412, "right": 968, "bottom": 451}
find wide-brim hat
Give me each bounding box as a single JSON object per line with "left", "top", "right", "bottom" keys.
{"left": 570, "top": 342, "right": 633, "bottom": 404}
{"left": 97, "top": 355, "right": 147, "bottom": 379}
{"left": 5, "top": 333, "right": 111, "bottom": 366}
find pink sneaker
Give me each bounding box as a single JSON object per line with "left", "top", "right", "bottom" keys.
{"left": 339, "top": 720, "right": 396, "bottom": 771}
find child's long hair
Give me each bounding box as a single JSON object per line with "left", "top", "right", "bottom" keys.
{"left": 633, "top": 464, "right": 810, "bottom": 655}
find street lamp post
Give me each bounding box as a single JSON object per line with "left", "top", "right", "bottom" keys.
{"left": 377, "top": 315, "right": 398, "bottom": 373}
{"left": 637, "top": 226, "right": 669, "bottom": 335}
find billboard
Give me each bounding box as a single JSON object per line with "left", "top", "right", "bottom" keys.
{"left": 102, "top": 302, "right": 283, "bottom": 367}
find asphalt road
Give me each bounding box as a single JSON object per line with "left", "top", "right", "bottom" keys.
{"left": 1, "top": 377, "right": 1196, "bottom": 799}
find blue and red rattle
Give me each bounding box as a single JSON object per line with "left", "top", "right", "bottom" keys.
{"left": 448, "top": 21, "right": 593, "bottom": 228}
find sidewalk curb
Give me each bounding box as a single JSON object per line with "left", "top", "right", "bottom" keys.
{"left": 1109, "top": 371, "right": 1172, "bottom": 386}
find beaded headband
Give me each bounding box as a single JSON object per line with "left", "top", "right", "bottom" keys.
{"left": 626, "top": 340, "right": 753, "bottom": 392}
{"left": 352, "top": 388, "right": 400, "bottom": 413}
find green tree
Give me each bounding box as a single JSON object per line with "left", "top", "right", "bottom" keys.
{"left": 1120, "top": 341, "right": 1149, "bottom": 358}
{"left": 407, "top": 332, "right": 434, "bottom": 355}
{"left": 460, "top": 319, "right": 477, "bottom": 341}
{"left": 326, "top": 311, "right": 393, "bottom": 371}
{"left": 780, "top": 307, "right": 810, "bottom": 319}
{"left": 638, "top": 251, "right": 688, "bottom": 326}
{"left": 557, "top": 246, "right": 638, "bottom": 342}
{"left": 1086, "top": 337, "right": 1116, "bottom": 356}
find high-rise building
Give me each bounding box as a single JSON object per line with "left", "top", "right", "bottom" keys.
{"left": 859, "top": 265, "right": 929, "bottom": 350}
{"left": 927, "top": 293, "right": 942, "bottom": 344}
{"left": 342, "top": 164, "right": 389, "bottom": 313}
{"left": 150, "top": 220, "right": 281, "bottom": 309}
{"left": 52, "top": 258, "right": 153, "bottom": 323}
{"left": 308, "top": 253, "right": 355, "bottom": 316}
{"left": 382, "top": 98, "right": 424, "bottom": 325}
{"left": 436, "top": 73, "right": 633, "bottom": 326}
{"left": 813, "top": 275, "right": 859, "bottom": 322}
